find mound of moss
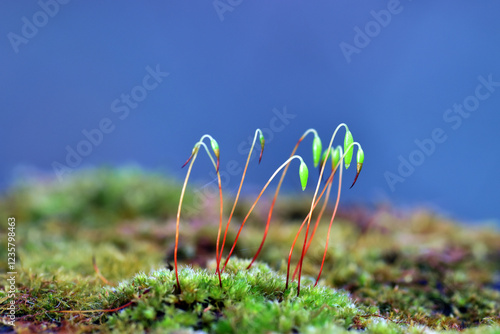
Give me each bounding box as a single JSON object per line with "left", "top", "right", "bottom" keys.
{"left": 0, "top": 168, "right": 499, "bottom": 333}
{"left": 0, "top": 168, "right": 192, "bottom": 225}
{"left": 103, "top": 258, "right": 364, "bottom": 333}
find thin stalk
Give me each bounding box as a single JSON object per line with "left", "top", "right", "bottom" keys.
{"left": 175, "top": 141, "right": 222, "bottom": 292}
{"left": 214, "top": 170, "right": 223, "bottom": 287}
{"left": 222, "top": 155, "right": 306, "bottom": 272}
{"left": 247, "top": 129, "right": 319, "bottom": 270}
{"left": 175, "top": 151, "right": 198, "bottom": 292}
{"left": 305, "top": 173, "right": 334, "bottom": 254}
{"left": 291, "top": 170, "right": 334, "bottom": 281}
{"left": 285, "top": 170, "right": 334, "bottom": 289}
{"left": 291, "top": 150, "right": 340, "bottom": 280}
{"left": 293, "top": 141, "right": 362, "bottom": 294}
{"left": 314, "top": 158, "right": 343, "bottom": 287}
{"left": 218, "top": 129, "right": 263, "bottom": 274}
{"left": 295, "top": 124, "right": 348, "bottom": 296}
{"left": 197, "top": 135, "right": 224, "bottom": 287}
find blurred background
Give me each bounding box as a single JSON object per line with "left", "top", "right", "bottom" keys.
{"left": 1, "top": 1, "right": 499, "bottom": 224}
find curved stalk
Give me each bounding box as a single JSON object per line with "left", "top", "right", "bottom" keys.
{"left": 197, "top": 135, "right": 224, "bottom": 287}
{"left": 294, "top": 141, "right": 362, "bottom": 295}
{"left": 291, "top": 147, "right": 340, "bottom": 280}
{"left": 291, "top": 170, "right": 334, "bottom": 281}
{"left": 218, "top": 129, "right": 264, "bottom": 277}
{"left": 294, "top": 123, "right": 347, "bottom": 295}
{"left": 314, "top": 156, "right": 343, "bottom": 286}
{"left": 222, "top": 155, "right": 308, "bottom": 272}
{"left": 285, "top": 169, "right": 335, "bottom": 289}
{"left": 246, "top": 129, "right": 320, "bottom": 270}
{"left": 175, "top": 140, "right": 222, "bottom": 292}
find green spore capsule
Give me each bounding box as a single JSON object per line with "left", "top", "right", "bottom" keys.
{"left": 312, "top": 135, "right": 322, "bottom": 168}
{"left": 344, "top": 130, "right": 354, "bottom": 169}
{"left": 299, "top": 161, "right": 309, "bottom": 191}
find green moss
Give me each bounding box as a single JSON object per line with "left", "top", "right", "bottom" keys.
{"left": 0, "top": 168, "right": 499, "bottom": 333}
{"left": 101, "top": 258, "right": 364, "bottom": 333}
{"left": 0, "top": 167, "right": 192, "bottom": 225}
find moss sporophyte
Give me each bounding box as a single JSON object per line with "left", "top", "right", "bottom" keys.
{"left": 174, "top": 124, "right": 364, "bottom": 296}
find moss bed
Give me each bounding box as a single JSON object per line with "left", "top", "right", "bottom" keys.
{"left": 0, "top": 168, "right": 499, "bottom": 333}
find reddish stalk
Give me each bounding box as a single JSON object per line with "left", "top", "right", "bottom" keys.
{"left": 285, "top": 170, "right": 334, "bottom": 289}
{"left": 92, "top": 255, "right": 112, "bottom": 285}
{"left": 293, "top": 141, "right": 362, "bottom": 295}
{"left": 55, "top": 300, "right": 136, "bottom": 314}
{"left": 245, "top": 142, "right": 299, "bottom": 269}
{"left": 222, "top": 155, "right": 307, "bottom": 272}
{"left": 291, "top": 171, "right": 334, "bottom": 281}
{"left": 175, "top": 140, "right": 222, "bottom": 292}
{"left": 312, "top": 142, "right": 362, "bottom": 286}
{"left": 295, "top": 124, "right": 349, "bottom": 295}
{"left": 214, "top": 171, "right": 224, "bottom": 287}
{"left": 218, "top": 129, "right": 264, "bottom": 274}
{"left": 53, "top": 289, "right": 151, "bottom": 314}
{"left": 291, "top": 147, "right": 340, "bottom": 280}
{"left": 175, "top": 152, "right": 197, "bottom": 292}
{"left": 196, "top": 137, "right": 223, "bottom": 283}
{"left": 314, "top": 160, "right": 343, "bottom": 286}
{"left": 247, "top": 129, "right": 319, "bottom": 270}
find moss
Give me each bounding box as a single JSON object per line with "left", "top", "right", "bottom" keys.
{"left": 0, "top": 167, "right": 192, "bottom": 224}
{"left": 0, "top": 168, "right": 499, "bottom": 333}
{"left": 101, "top": 258, "right": 365, "bottom": 333}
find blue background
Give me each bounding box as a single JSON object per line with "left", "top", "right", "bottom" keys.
{"left": 1, "top": 1, "right": 499, "bottom": 224}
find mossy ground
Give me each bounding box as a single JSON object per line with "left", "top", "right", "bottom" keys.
{"left": 0, "top": 168, "right": 499, "bottom": 333}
